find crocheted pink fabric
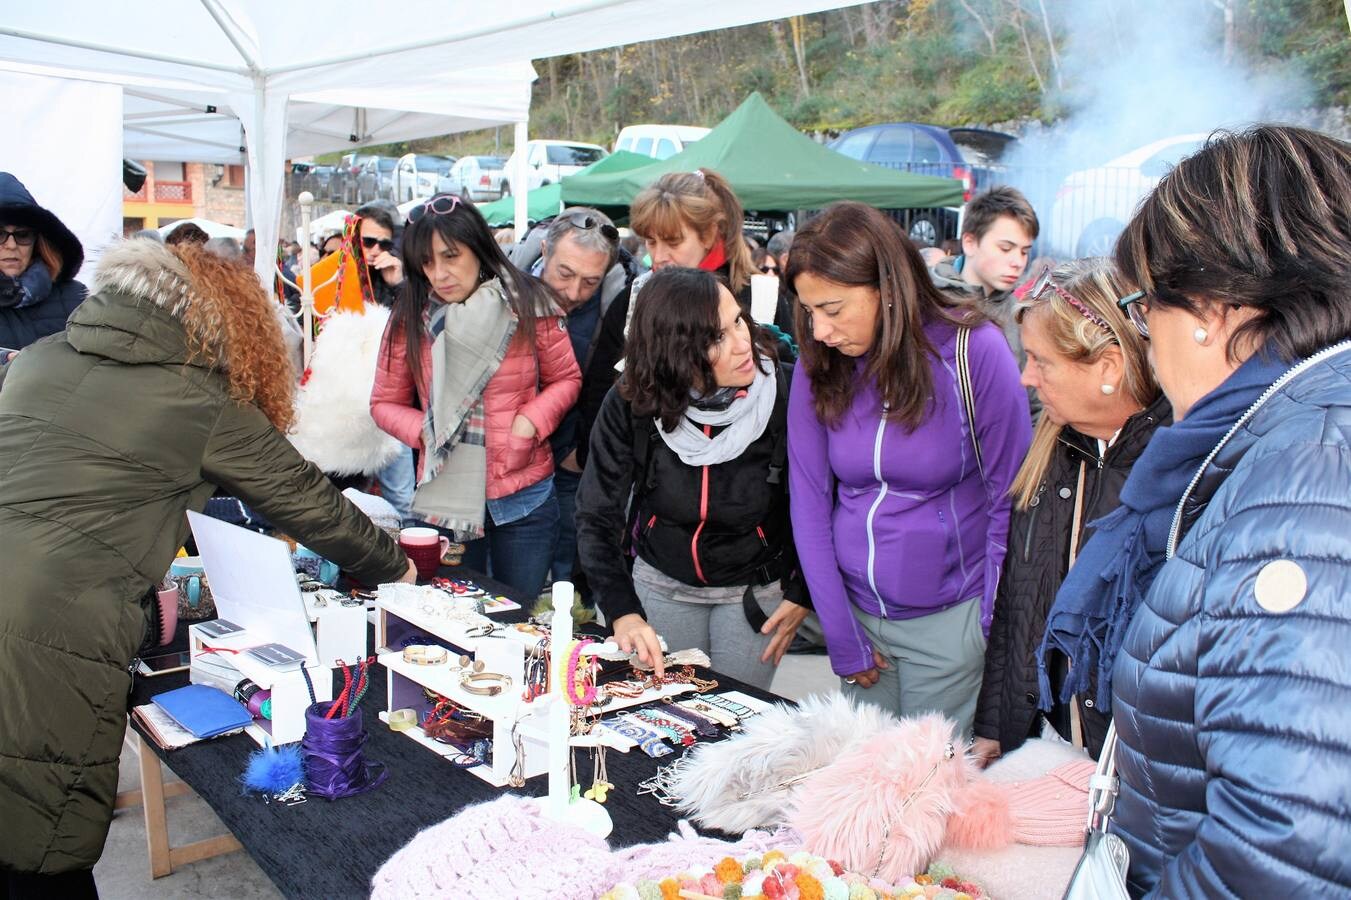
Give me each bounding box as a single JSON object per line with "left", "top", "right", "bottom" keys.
{"left": 369, "top": 795, "right": 797, "bottom": 899}
{"left": 1007, "top": 760, "right": 1096, "bottom": 846}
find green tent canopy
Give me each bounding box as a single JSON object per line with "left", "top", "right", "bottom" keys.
{"left": 477, "top": 150, "right": 652, "bottom": 227}
{"left": 560, "top": 92, "right": 964, "bottom": 213}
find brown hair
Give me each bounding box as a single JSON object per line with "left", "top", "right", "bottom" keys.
{"left": 1117, "top": 125, "right": 1351, "bottom": 364}
{"left": 1009, "top": 258, "right": 1158, "bottom": 508}
{"left": 962, "top": 185, "right": 1039, "bottom": 243}
{"left": 630, "top": 169, "right": 755, "bottom": 294}
{"left": 619, "top": 267, "right": 774, "bottom": 432}
{"left": 165, "top": 222, "right": 210, "bottom": 247}
{"left": 786, "top": 202, "right": 977, "bottom": 427}
{"left": 174, "top": 245, "right": 296, "bottom": 431}
{"left": 35, "top": 234, "right": 63, "bottom": 280}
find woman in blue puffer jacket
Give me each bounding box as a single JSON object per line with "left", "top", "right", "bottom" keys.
{"left": 1040, "top": 125, "right": 1351, "bottom": 896}
{"left": 0, "top": 173, "right": 87, "bottom": 355}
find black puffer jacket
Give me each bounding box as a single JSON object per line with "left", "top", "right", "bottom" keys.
{"left": 974, "top": 393, "right": 1170, "bottom": 758}
{"left": 0, "top": 172, "right": 87, "bottom": 350}
{"left": 576, "top": 362, "right": 807, "bottom": 623}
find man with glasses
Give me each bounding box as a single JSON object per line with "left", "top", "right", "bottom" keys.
{"left": 512, "top": 207, "right": 640, "bottom": 584}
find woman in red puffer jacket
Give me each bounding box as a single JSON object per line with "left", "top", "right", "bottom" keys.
{"left": 371, "top": 195, "right": 580, "bottom": 595}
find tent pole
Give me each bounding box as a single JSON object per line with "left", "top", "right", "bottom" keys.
{"left": 298, "top": 193, "right": 315, "bottom": 367}
{"left": 513, "top": 120, "right": 529, "bottom": 242}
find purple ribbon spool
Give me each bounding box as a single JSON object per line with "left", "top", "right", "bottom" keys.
{"left": 301, "top": 702, "right": 389, "bottom": 800}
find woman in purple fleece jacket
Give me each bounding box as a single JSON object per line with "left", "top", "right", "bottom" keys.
{"left": 785, "top": 203, "right": 1031, "bottom": 738}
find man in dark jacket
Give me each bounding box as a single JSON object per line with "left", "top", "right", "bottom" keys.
{"left": 514, "top": 208, "right": 637, "bottom": 582}
{"left": 0, "top": 172, "right": 87, "bottom": 354}
{"left": 0, "top": 239, "right": 413, "bottom": 889}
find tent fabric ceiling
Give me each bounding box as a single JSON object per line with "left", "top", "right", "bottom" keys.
{"left": 0, "top": 0, "right": 870, "bottom": 282}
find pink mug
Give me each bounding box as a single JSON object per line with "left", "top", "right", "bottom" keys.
{"left": 398, "top": 527, "right": 451, "bottom": 580}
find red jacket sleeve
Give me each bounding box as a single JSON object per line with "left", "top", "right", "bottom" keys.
{"left": 517, "top": 315, "right": 581, "bottom": 440}
{"left": 369, "top": 323, "right": 426, "bottom": 450}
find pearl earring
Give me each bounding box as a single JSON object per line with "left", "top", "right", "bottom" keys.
{"left": 1193, "top": 327, "right": 1208, "bottom": 344}
{"left": 1101, "top": 384, "right": 1116, "bottom": 395}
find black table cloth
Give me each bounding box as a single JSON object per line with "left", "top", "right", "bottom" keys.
{"left": 128, "top": 569, "right": 783, "bottom": 900}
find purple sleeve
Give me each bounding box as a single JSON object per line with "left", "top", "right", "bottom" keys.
{"left": 788, "top": 364, "right": 875, "bottom": 676}
{"left": 969, "top": 324, "right": 1032, "bottom": 634}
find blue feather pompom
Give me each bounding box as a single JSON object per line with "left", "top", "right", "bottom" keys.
{"left": 241, "top": 743, "right": 305, "bottom": 794}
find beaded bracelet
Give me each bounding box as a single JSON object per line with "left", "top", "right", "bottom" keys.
{"left": 675, "top": 699, "right": 740, "bottom": 728}
{"left": 565, "top": 638, "right": 597, "bottom": 706}
{"left": 655, "top": 702, "right": 719, "bottom": 736}
{"left": 692, "top": 692, "right": 756, "bottom": 718}
{"left": 626, "top": 709, "right": 696, "bottom": 747}
{"left": 600, "top": 718, "right": 673, "bottom": 758}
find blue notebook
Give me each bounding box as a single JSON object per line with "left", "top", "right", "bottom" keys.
{"left": 152, "top": 684, "right": 253, "bottom": 739}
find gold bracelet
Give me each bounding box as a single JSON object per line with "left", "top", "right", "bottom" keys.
{"left": 403, "top": 644, "right": 448, "bottom": 666}
{"left": 460, "top": 671, "right": 512, "bottom": 696}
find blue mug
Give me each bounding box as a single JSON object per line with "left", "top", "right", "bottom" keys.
{"left": 294, "top": 545, "right": 340, "bottom": 586}
{"left": 168, "top": 556, "right": 214, "bottom": 618}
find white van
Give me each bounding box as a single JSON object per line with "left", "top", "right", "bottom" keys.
{"left": 614, "top": 125, "right": 710, "bottom": 160}
{"left": 504, "top": 140, "right": 608, "bottom": 193}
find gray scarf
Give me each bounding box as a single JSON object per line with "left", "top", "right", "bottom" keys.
{"left": 656, "top": 357, "right": 777, "bottom": 466}
{"left": 411, "top": 278, "right": 515, "bottom": 540}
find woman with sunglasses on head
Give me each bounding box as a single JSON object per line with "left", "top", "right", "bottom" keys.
{"left": 969, "top": 259, "right": 1168, "bottom": 768}
{"left": 576, "top": 267, "right": 810, "bottom": 688}
{"left": 1044, "top": 127, "right": 1351, "bottom": 896}
{"left": 371, "top": 195, "right": 581, "bottom": 596}
{"left": 0, "top": 173, "right": 87, "bottom": 360}
{"left": 787, "top": 202, "right": 1031, "bottom": 740}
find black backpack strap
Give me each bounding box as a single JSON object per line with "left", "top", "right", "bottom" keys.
{"left": 766, "top": 363, "right": 791, "bottom": 486}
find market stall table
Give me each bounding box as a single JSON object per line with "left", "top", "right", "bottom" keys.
{"left": 125, "top": 570, "right": 781, "bottom": 899}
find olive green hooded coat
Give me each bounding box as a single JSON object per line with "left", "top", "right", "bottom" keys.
{"left": 0, "top": 240, "right": 407, "bottom": 874}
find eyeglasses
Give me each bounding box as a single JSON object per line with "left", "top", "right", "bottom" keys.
{"left": 408, "top": 194, "right": 463, "bottom": 224}
{"left": 561, "top": 211, "right": 619, "bottom": 244}
{"left": 0, "top": 228, "right": 36, "bottom": 248}
{"left": 1116, "top": 290, "right": 1150, "bottom": 338}
{"left": 758, "top": 264, "right": 779, "bottom": 275}
{"left": 1029, "top": 269, "right": 1113, "bottom": 333}
{"left": 360, "top": 236, "right": 395, "bottom": 252}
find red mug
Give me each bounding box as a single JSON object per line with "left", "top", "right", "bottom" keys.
{"left": 399, "top": 527, "right": 451, "bottom": 580}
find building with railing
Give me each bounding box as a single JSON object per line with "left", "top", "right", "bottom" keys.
{"left": 122, "top": 160, "right": 246, "bottom": 234}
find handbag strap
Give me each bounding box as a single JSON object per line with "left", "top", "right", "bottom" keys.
{"left": 1085, "top": 719, "right": 1120, "bottom": 833}
{"left": 955, "top": 327, "right": 985, "bottom": 482}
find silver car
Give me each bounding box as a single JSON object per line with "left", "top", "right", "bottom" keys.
{"left": 436, "top": 156, "right": 508, "bottom": 202}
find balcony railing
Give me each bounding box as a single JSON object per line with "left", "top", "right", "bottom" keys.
{"left": 123, "top": 184, "right": 147, "bottom": 201}
{"left": 154, "top": 181, "right": 193, "bottom": 203}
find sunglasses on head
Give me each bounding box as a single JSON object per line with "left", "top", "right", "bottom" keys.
{"left": 1029, "top": 269, "right": 1113, "bottom": 333}
{"left": 408, "top": 194, "right": 463, "bottom": 224}
{"left": 360, "top": 236, "right": 395, "bottom": 252}
{"left": 0, "top": 227, "right": 36, "bottom": 248}
{"left": 561, "top": 211, "right": 619, "bottom": 244}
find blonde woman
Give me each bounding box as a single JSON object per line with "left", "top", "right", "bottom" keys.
{"left": 971, "top": 258, "right": 1168, "bottom": 765}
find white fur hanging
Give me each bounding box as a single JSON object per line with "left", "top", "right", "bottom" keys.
{"left": 670, "top": 693, "right": 898, "bottom": 834}
{"left": 289, "top": 305, "right": 404, "bottom": 476}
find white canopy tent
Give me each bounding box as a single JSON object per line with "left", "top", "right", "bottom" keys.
{"left": 1, "top": 0, "right": 868, "bottom": 286}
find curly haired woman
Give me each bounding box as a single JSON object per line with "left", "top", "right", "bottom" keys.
{"left": 0, "top": 240, "right": 415, "bottom": 895}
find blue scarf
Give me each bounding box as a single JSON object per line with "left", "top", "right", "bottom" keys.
{"left": 1038, "top": 345, "right": 1291, "bottom": 713}
{"left": 0, "top": 262, "right": 53, "bottom": 309}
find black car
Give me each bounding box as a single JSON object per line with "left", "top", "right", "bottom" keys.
{"left": 829, "top": 123, "right": 1017, "bottom": 247}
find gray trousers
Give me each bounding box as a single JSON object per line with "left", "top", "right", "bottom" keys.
{"left": 841, "top": 597, "right": 986, "bottom": 739}
{"left": 633, "top": 563, "right": 781, "bottom": 691}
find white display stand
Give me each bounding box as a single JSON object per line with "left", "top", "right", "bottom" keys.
{"left": 302, "top": 590, "right": 368, "bottom": 668}
{"left": 187, "top": 623, "right": 333, "bottom": 746}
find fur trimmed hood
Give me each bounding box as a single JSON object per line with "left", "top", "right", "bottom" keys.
{"left": 89, "top": 239, "right": 226, "bottom": 354}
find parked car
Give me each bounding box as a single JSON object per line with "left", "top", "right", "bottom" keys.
{"left": 437, "top": 156, "right": 508, "bottom": 202}
{"left": 828, "top": 123, "right": 1017, "bottom": 247}
{"left": 393, "top": 153, "right": 456, "bottom": 204}
{"left": 330, "top": 152, "right": 375, "bottom": 204}
{"left": 355, "top": 156, "right": 401, "bottom": 203}
{"left": 1047, "top": 133, "right": 1207, "bottom": 257}
{"left": 505, "top": 140, "right": 608, "bottom": 193}
{"left": 614, "top": 124, "right": 710, "bottom": 160}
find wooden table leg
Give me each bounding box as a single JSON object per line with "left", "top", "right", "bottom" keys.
{"left": 133, "top": 732, "right": 173, "bottom": 878}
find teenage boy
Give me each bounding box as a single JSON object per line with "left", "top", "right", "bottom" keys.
{"left": 930, "top": 186, "right": 1038, "bottom": 365}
